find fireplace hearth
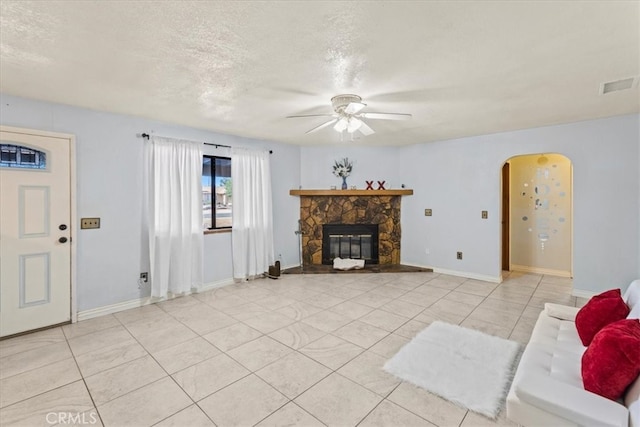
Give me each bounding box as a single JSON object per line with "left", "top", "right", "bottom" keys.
{"left": 322, "top": 224, "right": 379, "bottom": 265}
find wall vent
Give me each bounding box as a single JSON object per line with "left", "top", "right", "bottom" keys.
{"left": 600, "top": 77, "right": 637, "bottom": 95}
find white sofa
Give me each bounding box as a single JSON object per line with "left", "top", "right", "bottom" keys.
{"left": 507, "top": 280, "right": 640, "bottom": 427}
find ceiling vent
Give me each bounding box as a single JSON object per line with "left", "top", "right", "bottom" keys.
{"left": 600, "top": 77, "right": 637, "bottom": 95}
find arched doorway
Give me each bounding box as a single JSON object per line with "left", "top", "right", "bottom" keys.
{"left": 502, "top": 153, "right": 573, "bottom": 277}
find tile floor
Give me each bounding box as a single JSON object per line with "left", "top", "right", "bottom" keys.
{"left": 0, "top": 271, "right": 583, "bottom": 427}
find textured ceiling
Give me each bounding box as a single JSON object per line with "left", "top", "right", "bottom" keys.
{"left": 1, "top": 1, "right": 638, "bottom": 146}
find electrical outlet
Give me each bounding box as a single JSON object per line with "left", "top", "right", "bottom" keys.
{"left": 424, "top": 208, "right": 432, "bottom": 216}
{"left": 140, "top": 272, "right": 148, "bottom": 282}
{"left": 81, "top": 217, "right": 100, "bottom": 229}
{"left": 456, "top": 251, "right": 463, "bottom": 260}
{"left": 481, "top": 210, "right": 488, "bottom": 219}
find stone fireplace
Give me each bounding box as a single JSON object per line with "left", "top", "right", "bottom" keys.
{"left": 290, "top": 189, "right": 412, "bottom": 266}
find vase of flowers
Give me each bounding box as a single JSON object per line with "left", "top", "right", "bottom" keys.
{"left": 333, "top": 157, "right": 353, "bottom": 190}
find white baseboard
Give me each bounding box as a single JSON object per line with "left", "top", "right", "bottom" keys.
{"left": 77, "top": 278, "right": 235, "bottom": 322}
{"left": 198, "top": 278, "right": 235, "bottom": 292}
{"left": 572, "top": 289, "right": 596, "bottom": 299}
{"left": 432, "top": 267, "right": 503, "bottom": 284}
{"left": 77, "top": 297, "right": 152, "bottom": 322}
{"left": 510, "top": 264, "right": 572, "bottom": 278}
{"left": 403, "top": 263, "right": 503, "bottom": 284}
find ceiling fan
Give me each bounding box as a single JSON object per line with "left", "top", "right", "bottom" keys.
{"left": 286, "top": 94, "right": 412, "bottom": 136}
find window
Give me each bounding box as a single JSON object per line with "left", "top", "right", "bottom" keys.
{"left": 0, "top": 143, "right": 47, "bottom": 169}
{"left": 202, "top": 156, "right": 232, "bottom": 229}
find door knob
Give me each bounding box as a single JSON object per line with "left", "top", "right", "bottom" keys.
{"left": 58, "top": 237, "right": 68, "bottom": 243}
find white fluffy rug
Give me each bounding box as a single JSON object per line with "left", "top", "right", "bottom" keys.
{"left": 384, "top": 321, "right": 521, "bottom": 419}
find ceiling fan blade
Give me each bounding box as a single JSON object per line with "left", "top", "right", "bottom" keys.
{"left": 347, "top": 118, "right": 362, "bottom": 133}
{"left": 360, "top": 112, "right": 412, "bottom": 120}
{"left": 306, "top": 118, "right": 338, "bottom": 134}
{"left": 287, "top": 114, "right": 335, "bottom": 119}
{"left": 344, "top": 102, "right": 366, "bottom": 115}
{"left": 358, "top": 121, "right": 375, "bottom": 136}
{"left": 333, "top": 118, "right": 348, "bottom": 133}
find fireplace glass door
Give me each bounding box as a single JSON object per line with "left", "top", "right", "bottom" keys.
{"left": 322, "top": 224, "right": 379, "bottom": 264}
{"left": 330, "top": 233, "right": 373, "bottom": 260}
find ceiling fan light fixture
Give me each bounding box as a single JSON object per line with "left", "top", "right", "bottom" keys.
{"left": 344, "top": 102, "right": 366, "bottom": 115}
{"left": 347, "top": 118, "right": 363, "bottom": 133}
{"left": 289, "top": 93, "right": 411, "bottom": 137}
{"left": 334, "top": 118, "right": 348, "bottom": 132}
{"left": 331, "top": 94, "right": 362, "bottom": 112}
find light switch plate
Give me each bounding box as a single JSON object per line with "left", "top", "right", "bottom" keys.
{"left": 424, "top": 209, "right": 432, "bottom": 216}
{"left": 481, "top": 210, "right": 488, "bottom": 219}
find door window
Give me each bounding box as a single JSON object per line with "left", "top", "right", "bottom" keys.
{"left": 0, "top": 143, "right": 47, "bottom": 169}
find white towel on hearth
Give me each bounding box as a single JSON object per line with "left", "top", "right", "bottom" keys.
{"left": 333, "top": 257, "right": 365, "bottom": 270}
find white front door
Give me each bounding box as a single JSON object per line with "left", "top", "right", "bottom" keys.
{"left": 0, "top": 128, "right": 72, "bottom": 337}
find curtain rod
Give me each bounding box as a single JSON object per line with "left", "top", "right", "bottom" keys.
{"left": 139, "top": 133, "right": 272, "bottom": 154}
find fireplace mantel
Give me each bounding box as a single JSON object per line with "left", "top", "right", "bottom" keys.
{"left": 290, "top": 189, "right": 413, "bottom": 196}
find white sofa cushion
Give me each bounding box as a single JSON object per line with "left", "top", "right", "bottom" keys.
{"left": 515, "top": 374, "right": 629, "bottom": 427}
{"left": 626, "top": 280, "right": 640, "bottom": 319}
{"left": 527, "top": 311, "right": 584, "bottom": 355}
{"left": 626, "top": 375, "right": 640, "bottom": 427}
{"left": 624, "top": 280, "right": 640, "bottom": 309}
{"left": 545, "top": 303, "right": 579, "bottom": 321}
{"left": 625, "top": 281, "right": 640, "bottom": 427}
{"left": 510, "top": 336, "right": 629, "bottom": 427}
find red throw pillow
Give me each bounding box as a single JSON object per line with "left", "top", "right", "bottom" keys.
{"left": 575, "top": 289, "right": 629, "bottom": 346}
{"left": 581, "top": 319, "right": 640, "bottom": 400}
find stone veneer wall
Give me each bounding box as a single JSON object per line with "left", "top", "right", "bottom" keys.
{"left": 299, "top": 195, "right": 402, "bottom": 265}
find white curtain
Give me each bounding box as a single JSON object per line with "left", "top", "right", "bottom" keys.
{"left": 231, "top": 148, "right": 275, "bottom": 279}
{"left": 145, "top": 136, "right": 203, "bottom": 298}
